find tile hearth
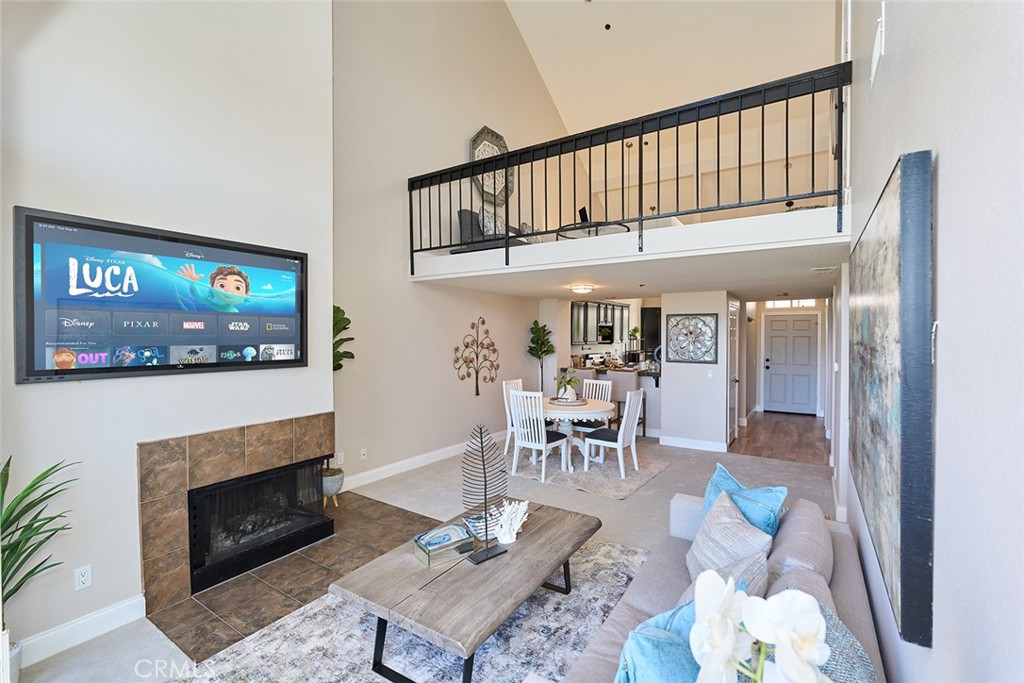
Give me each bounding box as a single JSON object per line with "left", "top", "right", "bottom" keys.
{"left": 147, "top": 492, "right": 440, "bottom": 661}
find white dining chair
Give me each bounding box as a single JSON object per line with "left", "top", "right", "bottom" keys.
{"left": 574, "top": 379, "right": 613, "bottom": 439}
{"left": 584, "top": 388, "right": 644, "bottom": 479}
{"left": 502, "top": 378, "right": 523, "bottom": 456}
{"left": 509, "top": 389, "right": 568, "bottom": 483}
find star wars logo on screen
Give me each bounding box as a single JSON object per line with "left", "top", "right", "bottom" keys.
{"left": 67, "top": 257, "right": 139, "bottom": 298}
{"left": 259, "top": 344, "right": 296, "bottom": 362}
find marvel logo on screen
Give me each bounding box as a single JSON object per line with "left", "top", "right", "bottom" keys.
{"left": 170, "top": 314, "right": 218, "bottom": 336}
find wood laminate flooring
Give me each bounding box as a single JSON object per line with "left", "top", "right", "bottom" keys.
{"left": 729, "top": 411, "right": 830, "bottom": 466}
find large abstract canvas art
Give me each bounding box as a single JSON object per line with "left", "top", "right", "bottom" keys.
{"left": 849, "top": 150, "right": 934, "bottom": 647}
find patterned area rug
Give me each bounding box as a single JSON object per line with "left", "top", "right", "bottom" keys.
{"left": 179, "top": 540, "right": 647, "bottom": 682}
{"left": 508, "top": 440, "right": 672, "bottom": 500}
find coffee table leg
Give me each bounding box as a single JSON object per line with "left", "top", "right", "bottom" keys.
{"left": 542, "top": 560, "right": 572, "bottom": 595}
{"left": 372, "top": 616, "right": 476, "bottom": 683}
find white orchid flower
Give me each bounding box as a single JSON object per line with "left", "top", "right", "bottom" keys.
{"left": 690, "top": 570, "right": 755, "bottom": 683}
{"left": 742, "top": 590, "right": 831, "bottom": 683}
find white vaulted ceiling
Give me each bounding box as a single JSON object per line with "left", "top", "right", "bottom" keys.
{"left": 505, "top": 1, "right": 838, "bottom": 135}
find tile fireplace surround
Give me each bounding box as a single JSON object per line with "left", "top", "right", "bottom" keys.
{"left": 137, "top": 411, "right": 335, "bottom": 614}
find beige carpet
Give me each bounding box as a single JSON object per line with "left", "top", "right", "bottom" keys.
{"left": 507, "top": 442, "right": 672, "bottom": 500}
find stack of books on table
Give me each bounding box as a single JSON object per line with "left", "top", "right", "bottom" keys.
{"left": 413, "top": 523, "right": 474, "bottom": 569}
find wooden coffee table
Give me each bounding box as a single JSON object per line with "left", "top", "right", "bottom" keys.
{"left": 329, "top": 503, "right": 602, "bottom": 682}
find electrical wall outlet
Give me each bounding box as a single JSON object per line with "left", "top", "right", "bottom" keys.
{"left": 74, "top": 565, "right": 92, "bottom": 591}
{"left": 360, "top": 448, "right": 368, "bottom": 461}
{"left": 337, "top": 451, "right": 345, "bottom": 465}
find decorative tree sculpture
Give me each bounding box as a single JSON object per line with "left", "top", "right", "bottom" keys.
{"left": 527, "top": 320, "right": 555, "bottom": 393}
{"left": 453, "top": 317, "right": 500, "bottom": 396}
{"left": 461, "top": 424, "right": 508, "bottom": 564}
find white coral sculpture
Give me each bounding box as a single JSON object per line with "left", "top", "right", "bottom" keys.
{"left": 493, "top": 499, "right": 530, "bottom": 544}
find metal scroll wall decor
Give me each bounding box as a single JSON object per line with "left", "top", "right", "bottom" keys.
{"left": 453, "top": 317, "right": 500, "bottom": 396}
{"left": 665, "top": 313, "right": 719, "bottom": 363}
{"left": 849, "top": 150, "right": 934, "bottom": 647}
{"left": 471, "top": 126, "right": 513, "bottom": 206}
{"left": 461, "top": 424, "right": 508, "bottom": 564}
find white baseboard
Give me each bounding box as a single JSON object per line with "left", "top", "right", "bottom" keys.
{"left": 747, "top": 408, "right": 758, "bottom": 423}
{"left": 825, "top": 428, "right": 832, "bottom": 440}
{"left": 754, "top": 404, "right": 763, "bottom": 413}
{"left": 659, "top": 436, "right": 727, "bottom": 453}
{"left": 738, "top": 418, "right": 747, "bottom": 427}
{"left": 640, "top": 428, "right": 662, "bottom": 438}
{"left": 20, "top": 594, "right": 145, "bottom": 667}
{"left": 341, "top": 435, "right": 488, "bottom": 492}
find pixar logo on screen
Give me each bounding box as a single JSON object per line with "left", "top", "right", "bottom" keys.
{"left": 67, "top": 256, "right": 139, "bottom": 298}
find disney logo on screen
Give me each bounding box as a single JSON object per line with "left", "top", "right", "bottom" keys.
{"left": 58, "top": 317, "right": 96, "bottom": 329}
{"left": 67, "top": 257, "right": 138, "bottom": 298}
{"left": 183, "top": 250, "right": 205, "bottom": 260}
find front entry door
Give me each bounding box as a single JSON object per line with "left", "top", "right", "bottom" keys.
{"left": 763, "top": 315, "right": 817, "bottom": 414}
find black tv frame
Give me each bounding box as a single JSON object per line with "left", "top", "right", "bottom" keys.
{"left": 14, "top": 206, "right": 309, "bottom": 383}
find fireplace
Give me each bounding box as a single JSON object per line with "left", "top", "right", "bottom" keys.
{"left": 188, "top": 456, "right": 334, "bottom": 593}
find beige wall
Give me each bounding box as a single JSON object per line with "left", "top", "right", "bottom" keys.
{"left": 332, "top": 2, "right": 568, "bottom": 475}
{"left": 659, "top": 290, "right": 729, "bottom": 449}
{"left": 847, "top": 2, "right": 1023, "bottom": 679}
{"left": 0, "top": 1, "right": 333, "bottom": 644}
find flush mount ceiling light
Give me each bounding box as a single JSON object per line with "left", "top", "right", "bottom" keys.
{"left": 569, "top": 284, "right": 595, "bottom": 294}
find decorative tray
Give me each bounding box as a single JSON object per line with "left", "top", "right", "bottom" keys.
{"left": 548, "top": 397, "right": 587, "bottom": 406}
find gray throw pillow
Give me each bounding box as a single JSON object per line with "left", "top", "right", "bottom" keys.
{"left": 766, "top": 566, "right": 836, "bottom": 613}
{"left": 819, "top": 604, "right": 880, "bottom": 683}
{"left": 677, "top": 551, "right": 768, "bottom": 607}
{"left": 686, "top": 492, "right": 772, "bottom": 580}
{"left": 767, "top": 498, "right": 834, "bottom": 583}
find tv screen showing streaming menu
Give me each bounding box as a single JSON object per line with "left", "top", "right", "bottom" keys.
{"left": 14, "top": 206, "right": 307, "bottom": 383}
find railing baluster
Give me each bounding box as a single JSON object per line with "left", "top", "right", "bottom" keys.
{"left": 621, "top": 136, "right": 626, "bottom": 221}
{"left": 716, "top": 101, "right": 721, "bottom": 209}
{"left": 409, "top": 187, "right": 415, "bottom": 276}
{"left": 761, "top": 90, "right": 766, "bottom": 201}
{"left": 604, "top": 135, "right": 608, "bottom": 222}
{"left": 836, "top": 94, "right": 845, "bottom": 233}
{"left": 656, "top": 126, "right": 661, "bottom": 215}
{"left": 638, "top": 128, "right": 644, "bottom": 252}
{"left": 785, "top": 83, "right": 790, "bottom": 198}
{"left": 695, "top": 115, "right": 700, "bottom": 210}
{"left": 738, "top": 104, "right": 743, "bottom": 205}
{"left": 811, "top": 90, "right": 816, "bottom": 194}
{"left": 448, "top": 175, "right": 453, "bottom": 246}
{"left": 676, "top": 112, "right": 680, "bottom": 212}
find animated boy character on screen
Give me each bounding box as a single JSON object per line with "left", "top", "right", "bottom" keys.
{"left": 176, "top": 263, "right": 250, "bottom": 313}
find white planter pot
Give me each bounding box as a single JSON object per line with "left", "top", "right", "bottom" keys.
{"left": 322, "top": 472, "right": 344, "bottom": 497}
{"left": 10, "top": 640, "right": 22, "bottom": 683}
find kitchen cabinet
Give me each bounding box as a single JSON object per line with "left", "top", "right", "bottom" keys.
{"left": 570, "top": 300, "right": 629, "bottom": 345}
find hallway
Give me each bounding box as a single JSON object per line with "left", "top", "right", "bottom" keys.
{"left": 729, "top": 411, "right": 830, "bottom": 467}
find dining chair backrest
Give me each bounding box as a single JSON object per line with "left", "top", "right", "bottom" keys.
{"left": 618, "top": 389, "right": 645, "bottom": 445}
{"left": 509, "top": 390, "right": 546, "bottom": 450}
{"left": 502, "top": 378, "right": 523, "bottom": 424}
{"left": 582, "top": 379, "right": 612, "bottom": 402}
{"left": 609, "top": 370, "right": 640, "bottom": 402}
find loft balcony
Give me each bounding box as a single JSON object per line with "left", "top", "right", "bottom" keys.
{"left": 407, "top": 62, "right": 852, "bottom": 282}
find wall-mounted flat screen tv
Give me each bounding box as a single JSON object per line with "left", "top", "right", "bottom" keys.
{"left": 14, "top": 207, "right": 308, "bottom": 383}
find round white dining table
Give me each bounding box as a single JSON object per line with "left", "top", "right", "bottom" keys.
{"left": 543, "top": 397, "right": 615, "bottom": 472}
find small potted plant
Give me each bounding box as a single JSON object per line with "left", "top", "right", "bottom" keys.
{"left": 322, "top": 458, "right": 344, "bottom": 509}
{"left": 2, "top": 457, "right": 77, "bottom": 683}
{"left": 554, "top": 370, "right": 581, "bottom": 401}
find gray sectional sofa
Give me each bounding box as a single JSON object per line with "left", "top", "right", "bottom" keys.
{"left": 560, "top": 493, "right": 886, "bottom": 682}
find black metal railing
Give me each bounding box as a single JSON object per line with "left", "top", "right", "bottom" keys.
{"left": 408, "top": 62, "right": 851, "bottom": 274}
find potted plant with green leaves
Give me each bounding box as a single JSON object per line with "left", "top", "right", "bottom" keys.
{"left": 333, "top": 305, "right": 355, "bottom": 372}
{"left": 527, "top": 320, "right": 555, "bottom": 393}
{"left": 554, "top": 370, "right": 581, "bottom": 401}
{"left": 2, "top": 457, "right": 77, "bottom": 683}
{"left": 329, "top": 306, "right": 353, "bottom": 504}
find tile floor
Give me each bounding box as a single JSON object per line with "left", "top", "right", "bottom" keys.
{"left": 146, "top": 492, "right": 440, "bottom": 661}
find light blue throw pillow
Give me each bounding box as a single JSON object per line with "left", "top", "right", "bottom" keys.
{"left": 703, "top": 463, "right": 788, "bottom": 536}
{"left": 615, "top": 600, "right": 699, "bottom": 683}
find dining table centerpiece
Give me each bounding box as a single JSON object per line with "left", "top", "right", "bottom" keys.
{"left": 554, "top": 370, "right": 581, "bottom": 402}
